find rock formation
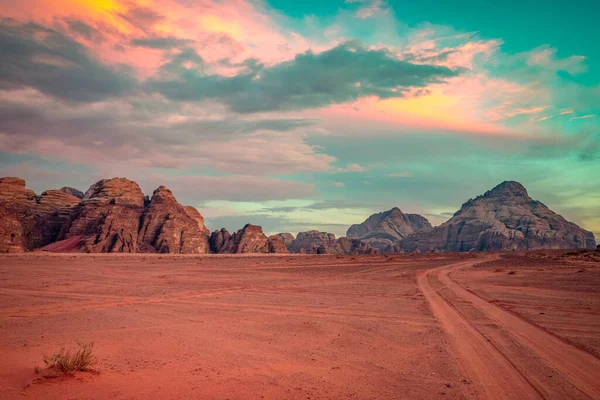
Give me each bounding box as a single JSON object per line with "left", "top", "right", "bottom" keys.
{"left": 347, "top": 207, "right": 432, "bottom": 250}
{"left": 61, "top": 178, "right": 146, "bottom": 253}
{"left": 275, "top": 233, "right": 295, "bottom": 249}
{"left": 59, "top": 179, "right": 210, "bottom": 253}
{"left": 0, "top": 178, "right": 80, "bottom": 252}
{"left": 288, "top": 230, "right": 376, "bottom": 255}
{"left": 267, "top": 235, "right": 289, "bottom": 253}
{"left": 400, "top": 181, "right": 596, "bottom": 252}
{"left": 60, "top": 187, "right": 84, "bottom": 199}
{"left": 137, "top": 186, "right": 209, "bottom": 254}
{"left": 209, "top": 224, "right": 270, "bottom": 254}
{"left": 209, "top": 228, "right": 233, "bottom": 253}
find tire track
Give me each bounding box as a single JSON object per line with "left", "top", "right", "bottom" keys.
{"left": 440, "top": 263, "right": 600, "bottom": 399}
{"left": 418, "top": 257, "right": 542, "bottom": 399}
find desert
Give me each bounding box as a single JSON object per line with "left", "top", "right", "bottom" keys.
{"left": 1, "top": 1, "right": 599, "bottom": 398}
{"left": 1, "top": 250, "right": 599, "bottom": 399}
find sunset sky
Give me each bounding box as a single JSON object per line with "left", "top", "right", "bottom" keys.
{"left": 0, "top": 0, "right": 598, "bottom": 237}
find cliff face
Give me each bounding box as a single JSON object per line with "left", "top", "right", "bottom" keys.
{"left": 209, "top": 224, "right": 271, "bottom": 254}
{"left": 347, "top": 208, "right": 432, "bottom": 250}
{"left": 0, "top": 178, "right": 80, "bottom": 252}
{"left": 400, "top": 181, "right": 596, "bottom": 252}
{"left": 62, "top": 178, "right": 146, "bottom": 253}
{"left": 137, "top": 186, "right": 210, "bottom": 254}
{"left": 0, "top": 177, "right": 211, "bottom": 254}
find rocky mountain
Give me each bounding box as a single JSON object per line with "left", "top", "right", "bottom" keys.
{"left": 347, "top": 207, "right": 433, "bottom": 250}
{"left": 287, "top": 230, "right": 377, "bottom": 255}
{"left": 400, "top": 181, "right": 596, "bottom": 252}
{"left": 61, "top": 178, "right": 146, "bottom": 253}
{"left": 0, "top": 177, "right": 213, "bottom": 254}
{"left": 137, "top": 186, "right": 210, "bottom": 254}
{"left": 0, "top": 178, "right": 80, "bottom": 252}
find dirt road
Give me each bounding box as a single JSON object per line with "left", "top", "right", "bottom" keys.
{"left": 418, "top": 256, "right": 600, "bottom": 399}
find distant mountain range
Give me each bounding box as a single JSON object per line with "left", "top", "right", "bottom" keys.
{"left": 0, "top": 177, "right": 595, "bottom": 254}
{"left": 349, "top": 181, "right": 595, "bottom": 252}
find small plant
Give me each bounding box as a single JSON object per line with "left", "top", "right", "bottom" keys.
{"left": 43, "top": 342, "right": 95, "bottom": 374}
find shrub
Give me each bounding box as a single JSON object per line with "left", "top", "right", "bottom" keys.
{"left": 43, "top": 342, "right": 95, "bottom": 374}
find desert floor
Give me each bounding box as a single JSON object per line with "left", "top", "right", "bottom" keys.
{"left": 0, "top": 251, "right": 599, "bottom": 399}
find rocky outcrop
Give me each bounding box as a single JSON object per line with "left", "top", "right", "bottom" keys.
{"left": 0, "top": 177, "right": 36, "bottom": 201}
{"left": 209, "top": 228, "right": 233, "bottom": 253}
{"left": 267, "top": 235, "right": 289, "bottom": 253}
{"left": 137, "top": 186, "right": 209, "bottom": 254}
{"left": 400, "top": 181, "right": 596, "bottom": 252}
{"left": 0, "top": 178, "right": 80, "bottom": 252}
{"left": 209, "top": 224, "right": 270, "bottom": 254}
{"left": 347, "top": 207, "right": 432, "bottom": 250}
{"left": 275, "top": 233, "right": 295, "bottom": 249}
{"left": 289, "top": 231, "right": 337, "bottom": 254}
{"left": 60, "top": 187, "right": 84, "bottom": 199}
{"left": 289, "top": 230, "right": 376, "bottom": 255}
{"left": 61, "top": 178, "right": 145, "bottom": 253}
{"left": 334, "top": 237, "right": 378, "bottom": 255}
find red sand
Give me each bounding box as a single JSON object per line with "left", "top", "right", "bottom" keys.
{"left": 0, "top": 252, "right": 598, "bottom": 399}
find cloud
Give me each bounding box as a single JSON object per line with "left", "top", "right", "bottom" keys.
{"left": 130, "top": 35, "right": 195, "bottom": 49}
{"left": 0, "top": 19, "right": 136, "bottom": 102}
{"left": 137, "top": 174, "right": 315, "bottom": 202}
{"left": 569, "top": 114, "right": 596, "bottom": 122}
{"left": 345, "top": 0, "right": 389, "bottom": 19}
{"left": 0, "top": 88, "right": 335, "bottom": 175}
{"left": 387, "top": 172, "right": 413, "bottom": 178}
{"left": 339, "top": 163, "right": 367, "bottom": 172}
{"left": 147, "top": 41, "right": 461, "bottom": 113}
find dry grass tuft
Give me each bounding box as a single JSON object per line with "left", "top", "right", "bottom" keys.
{"left": 43, "top": 342, "right": 95, "bottom": 374}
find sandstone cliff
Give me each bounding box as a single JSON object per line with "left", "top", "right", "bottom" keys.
{"left": 209, "top": 224, "right": 271, "bottom": 254}
{"left": 0, "top": 178, "right": 80, "bottom": 252}
{"left": 61, "top": 178, "right": 146, "bottom": 253}
{"left": 137, "top": 186, "right": 209, "bottom": 254}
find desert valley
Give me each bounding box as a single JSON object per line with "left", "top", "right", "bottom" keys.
{"left": 0, "top": 176, "right": 599, "bottom": 399}
{"left": 1, "top": 0, "right": 599, "bottom": 397}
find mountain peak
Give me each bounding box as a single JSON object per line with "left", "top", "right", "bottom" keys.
{"left": 484, "top": 181, "right": 529, "bottom": 199}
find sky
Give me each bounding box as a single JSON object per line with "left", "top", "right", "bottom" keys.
{"left": 0, "top": 0, "right": 598, "bottom": 238}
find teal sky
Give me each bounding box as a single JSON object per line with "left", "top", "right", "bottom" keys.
{"left": 0, "top": 0, "right": 598, "bottom": 237}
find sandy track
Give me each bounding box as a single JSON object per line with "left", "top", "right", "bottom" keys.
{"left": 419, "top": 257, "right": 600, "bottom": 399}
